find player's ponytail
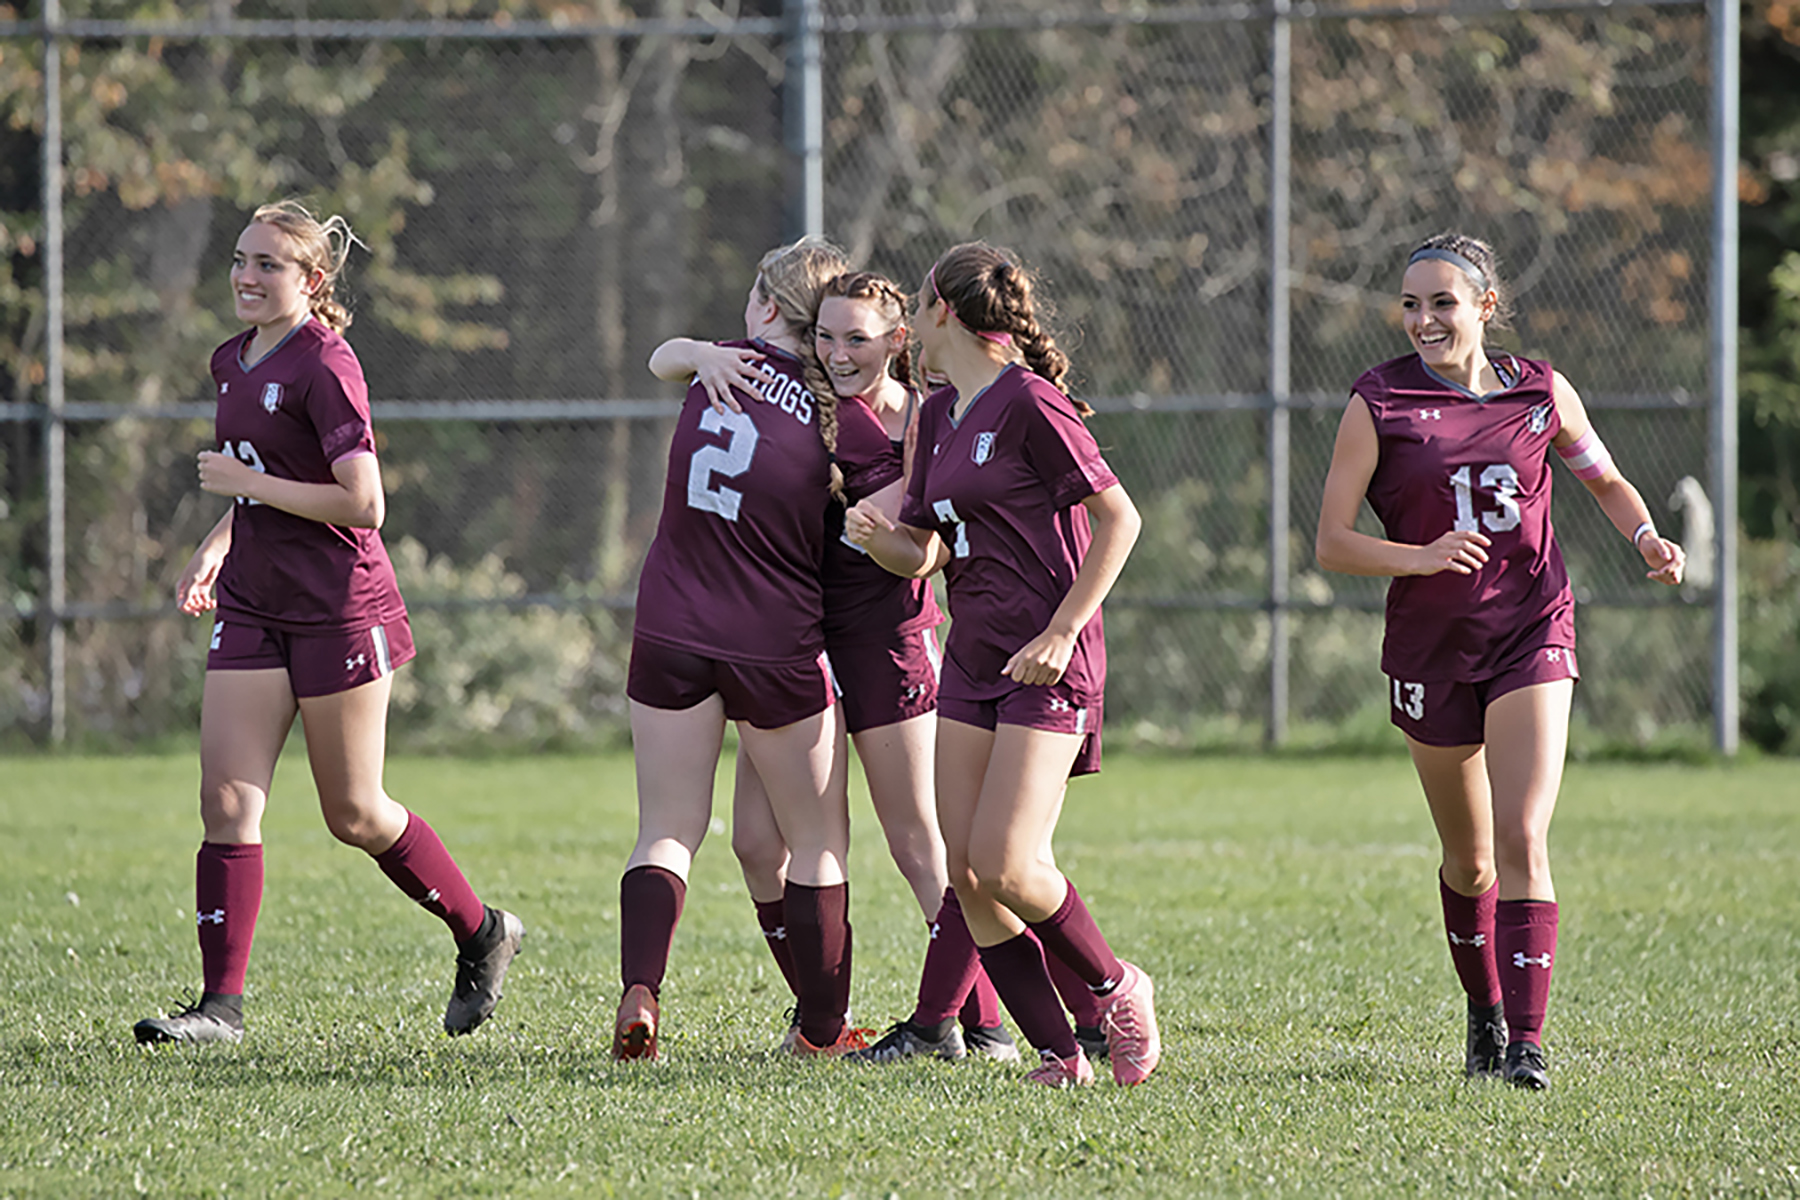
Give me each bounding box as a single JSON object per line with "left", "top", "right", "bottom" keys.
{"left": 929, "top": 242, "right": 1089, "bottom": 417}
{"left": 756, "top": 236, "right": 852, "bottom": 498}
{"left": 250, "top": 199, "right": 363, "bottom": 333}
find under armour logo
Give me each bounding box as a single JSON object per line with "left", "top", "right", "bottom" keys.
{"left": 421, "top": 888, "right": 441, "bottom": 906}
{"left": 764, "top": 925, "right": 788, "bottom": 942}
{"left": 903, "top": 684, "right": 927, "bottom": 703}
{"left": 197, "top": 909, "right": 225, "bottom": 925}
{"left": 1047, "top": 698, "right": 1072, "bottom": 713}
{"left": 1419, "top": 409, "right": 1443, "bottom": 420}
{"left": 928, "top": 922, "right": 940, "bottom": 941}
{"left": 1545, "top": 649, "right": 1563, "bottom": 663}
{"left": 1513, "top": 951, "right": 1553, "bottom": 969}
{"left": 345, "top": 652, "right": 367, "bottom": 671}
{"left": 1447, "top": 932, "right": 1486, "bottom": 947}
{"left": 220, "top": 383, "right": 229, "bottom": 394}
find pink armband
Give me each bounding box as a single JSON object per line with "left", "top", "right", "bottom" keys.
{"left": 1556, "top": 429, "right": 1613, "bottom": 480}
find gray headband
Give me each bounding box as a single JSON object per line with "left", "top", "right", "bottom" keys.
{"left": 1408, "top": 246, "right": 1489, "bottom": 292}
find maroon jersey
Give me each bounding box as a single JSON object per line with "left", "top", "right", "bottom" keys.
{"left": 1355, "top": 353, "right": 1575, "bottom": 682}
{"left": 822, "top": 394, "right": 943, "bottom": 646}
{"left": 633, "top": 341, "right": 839, "bottom": 664}
{"left": 898, "top": 365, "right": 1118, "bottom": 701}
{"left": 210, "top": 320, "right": 406, "bottom": 634}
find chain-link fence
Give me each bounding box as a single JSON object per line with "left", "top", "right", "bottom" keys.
{"left": 0, "top": 0, "right": 1726, "bottom": 751}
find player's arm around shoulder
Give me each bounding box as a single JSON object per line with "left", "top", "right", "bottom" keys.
{"left": 1315, "top": 393, "right": 1489, "bottom": 579}
{"left": 1549, "top": 370, "right": 1685, "bottom": 586}
{"left": 648, "top": 337, "right": 767, "bottom": 414}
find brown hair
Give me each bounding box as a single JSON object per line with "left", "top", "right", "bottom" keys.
{"left": 927, "top": 242, "right": 1087, "bottom": 417}
{"left": 249, "top": 199, "right": 362, "bottom": 333}
{"left": 755, "top": 235, "right": 852, "bottom": 496}
{"left": 1408, "top": 232, "right": 1515, "bottom": 333}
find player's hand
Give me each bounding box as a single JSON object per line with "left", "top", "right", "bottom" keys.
{"left": 175, "top": 546, "right": 224, "bottom": 616}
{"left": 1639, "top": 532, "right": 1686, "bottom": 587}
{"left": 844, "top": 499, "right": 893, "bottom": 547}
{"left": 197, "top": 450, "right": 257, "bottom": 500}
{"left": 1414, "top": 529, "right": 1491, "bottom": 576}
{"left": 692, "top": 344, "right": 768, "bottom": 415}
{"left": 1003, "top": 629, "right": 1076, "bottom": 687}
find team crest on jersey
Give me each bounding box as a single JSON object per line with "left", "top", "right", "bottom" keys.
{"left": 261, "top": 382, "right": 283, "bottom": 413}
{"left": 1527, "top": 401, "right": 1554, "bottom": 434}
{"left": 972, "top": 431, "right": 996, "bottom": 465}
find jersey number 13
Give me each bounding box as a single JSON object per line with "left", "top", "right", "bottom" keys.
{"left": 1450, "top": 463, "right": 1522, "bottom": 534}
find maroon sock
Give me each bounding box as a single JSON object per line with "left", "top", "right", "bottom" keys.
{"left": 913, "top": 887, "right": 983, "bottom": 1027}
{"left": 753, "top": 897, "right": 801, "bottom": 1002}
{"left": 1025, "top": 880, "right": 1124, "bottom": 994}
{"left": 196, "top": 842, "right": 263, "bottom": 996}
{"left": 620, "top": 864, "right": 687, "bottom": 996}
{"left": 976, "top": 933, "right": 1079, "bottom": 1059}
{"left": 372, "top": 811, "right": 486, "bottom": 944}
{"left": 1045, "top": 942, "right": 1103, "bottom": 1027}
{"left": 1495, "top": 899, "right": 1559, "bottom": 1045}
{"left": 786, "top": 881, "right": 851, "bottom": 1047}
{"left": 959, "top": 965, "right": 1004, "bottom": 1031}
{"left": 1440, "top": 875, "right": 1501, "bottom": 1008}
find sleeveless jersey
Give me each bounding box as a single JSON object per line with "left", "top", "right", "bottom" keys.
{"left": 633, "top": 341, "right": 839, "bottom": 664}
{"left": 822, "top": 394, "right": 943, "bottom": 646}
{"left": 210, "top": 319, "right": 407, "bottom": 634}
{"left": 1354, "top": 353, "right": 1575, "bottom": 682}
{"left": 898, "top": 365, "right": 1118, "bottom": 701}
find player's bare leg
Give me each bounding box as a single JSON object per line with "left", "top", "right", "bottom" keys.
{"left": 854, "top": 713, "right": 949, "bottom": 916}
{"left": 730, "top": 748, "right": 801, "bottom": 1046}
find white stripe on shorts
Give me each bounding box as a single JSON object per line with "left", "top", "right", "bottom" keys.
{"left": 822, "top": 650, "right": 842, "bottom": 699}
{"left": 1074, "top": 707, "right": 1089, "bottom": 735}
{"left": 921, "top": 628, "right": 942, "bottom": 678}
{"left": 371, "top": 624, "right": 392, "bottom": 677}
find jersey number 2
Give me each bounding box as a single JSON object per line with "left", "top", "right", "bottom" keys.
{"left": 1450, "top": 463, "right": 1521, "bottom": 534}
{"left": 686, "top": 407, "right": 760, "bottom": 521}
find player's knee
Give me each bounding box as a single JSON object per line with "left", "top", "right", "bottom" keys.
{"left": 200, "top": 779, "right": 262, "bottom": 835}
{"left": 1440, "top": 851, "right": 1494, "bottom": 894}
{"left": 322, "top": 803, "right": 387, "bottom": 851}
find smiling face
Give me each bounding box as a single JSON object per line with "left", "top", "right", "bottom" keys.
{"left": 1401, "top": 259, "right": 1495, "bottom": 371}
{"left": 231, "top": 222, "right": 319, "bottom": 332}
{"left": 814, "top": 295, "right": 903, "bottom": 399}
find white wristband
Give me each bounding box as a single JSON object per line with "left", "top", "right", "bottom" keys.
{"left": 1631, "top": 521, "right": 1656, "bottom": 547}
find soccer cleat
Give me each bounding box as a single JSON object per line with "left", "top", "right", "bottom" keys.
{"left": 776, "top": 1004, "right": 803, "bottom": 1054}
{"left": 612, "top": 983, "right": 660, "bottom": 1061}
{"left": 847, "top": 1020, "right": 966, "bottom": 1063}
{"left": 1025, "top": 1048, "right": 1095, "bottom": 1087}
{"left": 444, "top": 907, "right": 525, "bottom": 1036}
{"left": 787, "top": 1024, "right": 873, "bottom": 1058}
{"left": 1074, "top": 1023, "right": 1110, "bottom": 1061}
{"left": 133, "top": 998, "right": 243, "bottom": 1045}
{"left": 1504, "top": 1040, "right": 1550, "bottom": 1091}
{"left": 1465, "top": 1001, "right": 1507, "bottom": 1079}
{"left": 962, "top": 1024, "right": 1022, "bottom": 1063}
{"left": 1099, "top": 960, "right": 1161, "bottom": 1086}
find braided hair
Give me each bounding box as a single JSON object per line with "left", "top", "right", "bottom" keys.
{"left": 928, "top": 242, "right": 1089, "bottom": 417}
{"left": 755, "top": 236, "right": 852, "bottom": 497}
{"left": 249, "top": 199, "right": 363, "bottom": 333}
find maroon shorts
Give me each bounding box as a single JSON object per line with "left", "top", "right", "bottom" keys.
{"left": 938, "top": 681, "right": 1103, "bottom": 778}
{"left": 627, "top": 635, "right": 834, "bottom": 730}
{"left": 206, "top": 617, "right": 415, "bottom": 699}
{"left": 828, "top": 627, "right": 940, "bottom": 735}
{"left": 1389, "top": 645, "right": 1579, "bottom": 747}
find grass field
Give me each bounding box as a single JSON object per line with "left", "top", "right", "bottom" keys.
{"left": 2, "top": 750, "right": 1797, "bottom": 1197}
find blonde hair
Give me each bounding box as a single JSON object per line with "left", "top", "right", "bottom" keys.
{"left": 249, "top": 199, "right": 363, "bottom": 333}
{"left": 755, "top": 235, "right": 853, "bottom": 497}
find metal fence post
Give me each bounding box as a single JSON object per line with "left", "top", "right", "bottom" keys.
{"left": 783, "top": 0, "right": 823, "bottom": 240}
{"left": 1266, "top": 0, "right": 1292, "bottom": 747}
{"left": 42, "top": 0, "right": 67, "bottom": 747}
{"left": 1710, "top": 0, "right": 1739, "bottom": 755}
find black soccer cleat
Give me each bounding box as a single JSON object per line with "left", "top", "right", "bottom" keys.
{"left": 1465, "top": 1001, "right": 1507, "bottom": 1078}
{"left": 1504, "top": 1040, "right": 1550, "bottom": 1091}
{"left": 846, "top": 1019, "right": 966, "bottom": 1063}
{"left": 133, "top": 997, "right": 244, "bottom": 1045}
{"left": 962, "top": 1023, "right": 1022, "bottom": 1063}
{"left": 444, "top": 907, "right": 525, "bottom": 1036}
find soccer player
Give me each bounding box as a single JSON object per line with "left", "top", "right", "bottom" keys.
{"left": 617, "top": 236, "right": 883, "bottom": 1061}
{"left": 1315, "top": 232, "right": 1686, "bottom": 1090}
{"left": 133, "top": 200, "right": 523, "bottom": 1046}
{"left": 660, "top": 270, "right": 1017, "bottom": 1063}
{"left": 846, "top": 242, "right": 1161, "bottom": 1087}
